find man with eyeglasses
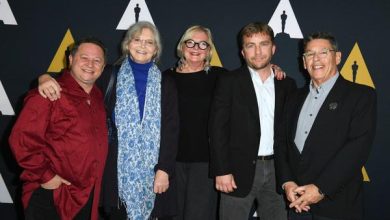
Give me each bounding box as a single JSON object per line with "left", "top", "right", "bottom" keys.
{"left": 275, "top": 32, "right": 376, "bottom": 220}
{"left": 209, "top": 22, "right": 296, "bottom": 220}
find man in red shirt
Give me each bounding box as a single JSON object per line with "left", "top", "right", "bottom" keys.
{"left": 9, "top": 38, "right": 108, "bottom": 220}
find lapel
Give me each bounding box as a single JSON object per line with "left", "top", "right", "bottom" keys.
{"left": 292, "top": 87, "right": 309, "bottom": 143}
{"left": 238, "top": 66, "right": 260, "bottom": 122}
{"left": 301, "top": 76, "right": 346, "bottom": 153}
{"left": 274, "top": 79, "right": 283, "bottom": 126}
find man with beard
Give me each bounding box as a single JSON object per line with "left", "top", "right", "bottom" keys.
{"left": 209, "top": 22, "right": 296, "bottom": 220}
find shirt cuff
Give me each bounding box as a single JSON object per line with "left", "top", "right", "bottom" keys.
{"left": 40, "top": 168, "right": 56, "bottom": 184}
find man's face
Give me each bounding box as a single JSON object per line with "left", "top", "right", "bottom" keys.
{"left": 69, "top": 43, "right": 105, "bottom": 90}
{"left": 303, "top": 39, "right": 341, "bottom": 86}
{"left": 241, "top": 33, "right": 275, "bottom": 71}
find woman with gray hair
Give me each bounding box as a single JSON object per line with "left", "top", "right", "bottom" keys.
{"left": 37, "top": 21, "right": 179, "bottom": 220}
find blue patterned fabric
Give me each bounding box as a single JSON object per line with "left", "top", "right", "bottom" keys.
{"left": 115, "top": 58, "right": 161, "bottom": 220}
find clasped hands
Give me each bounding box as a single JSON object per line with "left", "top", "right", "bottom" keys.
{"left": 284, "top": 181, "right": 325, "bottom": 213}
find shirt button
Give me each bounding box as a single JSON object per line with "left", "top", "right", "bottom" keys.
{"left": 309, "top": 114, "right": 313, "bottom": 116}
{"left": 305, "top": 131, "right": 308, "bottom": 134}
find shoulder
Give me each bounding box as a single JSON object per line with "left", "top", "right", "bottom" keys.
{"left": 277, "top": 75, "right": 297, "bottom": 90}
{"left": 161, "top": 71, "right": 177, "bottom": 91}
{"left": 230, "top": 66, "right": 248, "bottom": 74}
{"left": 162, "top": 67, "right": 176, "bottom": 75}
{"left": 218, "top": 66, "right": 246, "bottom": 79}
{"left": 209, "top": 66, "right": 228, "bottom": 73}
{"left": 24, "top": 89, "right": 52, "bottom": 106}
{"left": 21, "top": 89, "right": 53, "bottom": 114}
{"left": 338, "top": 76, "right": 376, "bottom": 99}
{"left": 283, "top": 76, "right": 297, "bottom": 84}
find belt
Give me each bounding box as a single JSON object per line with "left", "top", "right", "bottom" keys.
{"left": 257, "top": 155, "right": 274, "bottom": 160}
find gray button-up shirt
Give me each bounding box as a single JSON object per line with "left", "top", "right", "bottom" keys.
{"left": 294, "top": 73, "right": 339, "bottom": 153}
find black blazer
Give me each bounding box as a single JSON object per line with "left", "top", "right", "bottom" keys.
{"left": 276, "top": 76, "right": 376, "bottom": 219}
{"left": 209, "top": 66, "right": 296, "bottom": 197}
{"left": 98, "top": 65, "right": 179, "bottom": 217}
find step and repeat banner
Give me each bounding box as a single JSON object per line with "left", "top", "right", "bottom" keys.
{"left": 1, "top": 0, "right": 389, "bottom": 219}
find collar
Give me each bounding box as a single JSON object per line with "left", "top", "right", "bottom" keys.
{"left": 59, "top": 70, "right": 99, "bottom": 98}
{"left": 128, "top": 57, "right": 153, "bottom": 72}
{"left": 247, "top": 66, "right": 275, "bottom": 82}
{"left": 310, "top": 72, "right": 339, "bottom": 94}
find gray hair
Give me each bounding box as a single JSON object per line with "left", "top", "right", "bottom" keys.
{"left": 120, "top": 21, "right": 162, "bottom": 62}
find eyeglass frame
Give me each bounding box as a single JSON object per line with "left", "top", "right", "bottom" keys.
{"left": 184, "top": 39, "right": 210, "bottom": 50}
{"left": 131, "top": 38, "right": 156, "bottom": 48}
{"left": 303, "top": 48, "right": 336, "bottom": 59}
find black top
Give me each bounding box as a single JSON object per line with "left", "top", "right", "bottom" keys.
{"left": 164, "top": 66, "right": 226, "bottom": 162}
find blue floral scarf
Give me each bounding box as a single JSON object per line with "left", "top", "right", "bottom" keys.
{"left": 115, "top": 58, "right": 161, "bottom": 219}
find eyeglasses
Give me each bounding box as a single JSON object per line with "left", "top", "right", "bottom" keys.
{"left": 303, "top": 48, "right": 336, "bottom": 59}
{"left": 184, "top": 40, "right": 209, "bottom": 50}
{"left": 131, "top": 38, "right": 156, "bottom": 48}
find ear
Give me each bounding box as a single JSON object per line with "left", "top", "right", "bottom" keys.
{"left": 303, "top": 57, "right": 307, "bottom": 69}
{"left": 69, "top": 55, "right": 73, "bottom": 66}
{"left": 272, "top": 44, "right": 276, "bottom": 55}
{"left": 241, "top": 49, "right": 245, "bottom": 58}
{"left": 335, "top": 51, "right": 342, "bottom": 65}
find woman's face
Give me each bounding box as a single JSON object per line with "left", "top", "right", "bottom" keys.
{"left": 127, "top": 28, "right": 157, "bottom": 64}
{"left": 182, "top": 31, "right": 210, "bottom": 65}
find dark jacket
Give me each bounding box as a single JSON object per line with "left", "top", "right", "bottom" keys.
{"left": 276, "top": 76, "right": 376, "bottom": 219}
{"left": 99, "top": 65, "right": 179, "bottom": 218}
{"left": 209, "top": 65, "right": 297, "bottom": 197}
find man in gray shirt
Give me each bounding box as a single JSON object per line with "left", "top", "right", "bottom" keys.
{"left": 275, "top": 32, "right": 376, "bottom": 220}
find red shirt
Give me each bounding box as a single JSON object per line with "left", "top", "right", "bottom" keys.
{"left": 9, "top": 71, "right": 108, "bottom": 220}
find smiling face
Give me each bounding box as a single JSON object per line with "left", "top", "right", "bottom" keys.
{"left": 303, "top": 39, "right": 341, "bottom": 87}
{"left": 182, "top": 30, "right": 210, "bottom": 66}
{"left": 127, "top": 27, "right": 157, "bottom": 64}
{"left": 241, "top": 32, "right": 275, "bottom": 71}
{"left": 69, "top": 42, "right": 105, "bottom": 92}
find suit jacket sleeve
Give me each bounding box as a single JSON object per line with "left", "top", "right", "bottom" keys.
{"left": 314, "top": 87, "right": 377, "bottom": 198}
{"left": 155, "top": 73, "right": 179, "bottom": 177}
{"left": 209, "top": 72, "right": 233, "bottom": 176}
{"left": 274, "top": 80, "right": 298, "bottom": 191}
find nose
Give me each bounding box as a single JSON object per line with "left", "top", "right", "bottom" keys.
{"left": 255, "top": 45, "right": 261, "bottom": 54}
{"left": 140, "top": 40, "right": 147, "bottom": 48}
{"left": 86, "top": 59, "right": 93, "bottom": 67}
{"left": 313, "top": 52, "right": 321, "bottom": 61}
{"left": 193, "top": 43, "right": 200, "bottom": 50}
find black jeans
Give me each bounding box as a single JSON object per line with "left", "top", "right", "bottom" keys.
{"left": 289, "top": 210, "right": 343, "bottom": 220}
{"left": 25, "top": 187, "right": 93, "bottom": 220}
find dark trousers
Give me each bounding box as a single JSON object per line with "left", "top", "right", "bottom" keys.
{"left": 173, "top": 162, "right": 218, "bottom": 220}
{"left": 220, "top": 159, "right": 287, "bottom": 220}
{"left": 25, "top": 187, "right": 93, "bottom": 220}
{"left": 107, "top": 204, "right": 172, "bottom": 220}
{"left": 289, "top": 210, "right": 343, "bottom": 220}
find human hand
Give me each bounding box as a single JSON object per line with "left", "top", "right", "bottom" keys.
{"left": 38, "top": 74, "right": 62, "bottom": 101}
{"left": 154, "top": 170, "right": 169, "bottom": 194}
{"left": 283, "top": 181, "right": 299, "bottom": 203}
{"left": 289, "top": 184, "right": 324, "bottom": 213}
{"left": 215, "top": 174, "right": 237, "bottom": 193}
{"left": 41, "top": 174, "right": 71, "bottom": 190}
{"left": 271, "top": 64, "right": 286, "bottom": 80}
